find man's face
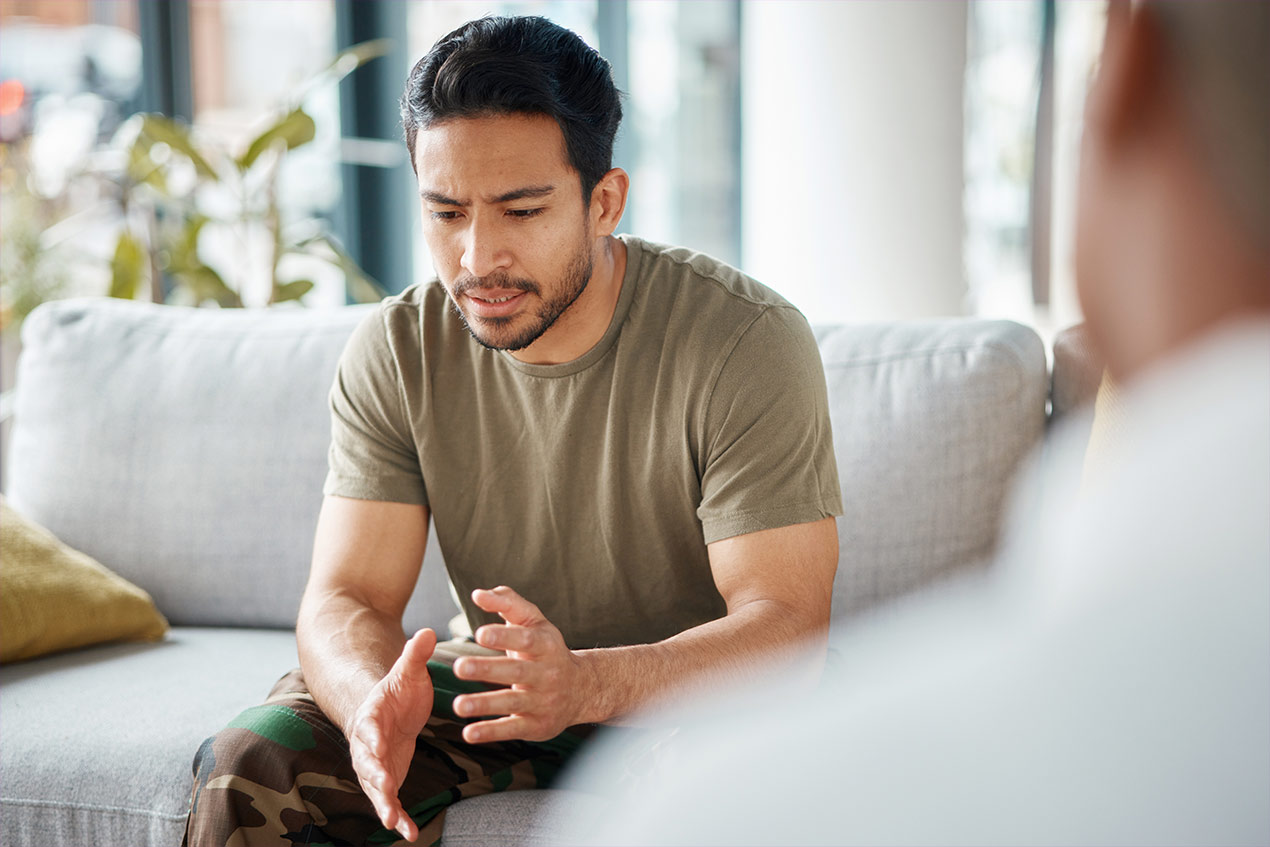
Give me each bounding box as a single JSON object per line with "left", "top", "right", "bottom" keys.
{"left": 414, "top": 113, "right": 595, "bottom": 352}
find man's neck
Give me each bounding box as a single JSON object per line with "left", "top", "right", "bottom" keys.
{"left": 510, "top": 235, "right": 628, "bottom": 366}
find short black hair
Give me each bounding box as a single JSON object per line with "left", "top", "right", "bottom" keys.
{"left": 400, "top": 16, "right": 622, "bottom": 202}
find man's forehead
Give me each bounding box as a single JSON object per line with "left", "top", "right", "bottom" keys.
{"left": 413, "top": 113, "right": 576, "bottom": 201}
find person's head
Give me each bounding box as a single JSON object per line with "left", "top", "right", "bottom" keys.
{"left": 1075, "top": 0, "right": 1270, "bottom": 380}
{"left": 401, "top": 15, "right": 622, "bottom": 204}
{"left": 400, "top": 16, "right": 628, "bottom": 358}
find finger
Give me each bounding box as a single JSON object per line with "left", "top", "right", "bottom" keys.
{"left": 396, "top": 814, "right": 419, "bottom": 843}
{"left": 352, "top": 716, "right": 387, "bottom": 758}
{"left": 453, "top": 655, "right": 531, "bottom": 686}
{"left": 453, "top": 688, "right": 530, "bottom": 718}
{"left": 471, "top": 586, "right": 545, "bottom": 627}
{"left": 462, "top": 714, "right": 536, "bottom": 744}
{"left": 356, "top": 768, "right": 399, "bottom": 832}
{"left": 356, "top": 763, "right": 417, "bottom": 842}
{"left": 351, "top": 743, "right": 393, "bottom": 800}
{"left": 394, "top": 628, "right": 438, "bottom": 684}
{"left": 473, "top": 623, "right": 538, "bottom": 654}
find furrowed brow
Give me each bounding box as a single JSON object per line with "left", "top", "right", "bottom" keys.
{"left": 420, "top": 190, "right": 465, "bottom": 206}
{"left": 491, "top": 185, "right": 556, "bottom": 204}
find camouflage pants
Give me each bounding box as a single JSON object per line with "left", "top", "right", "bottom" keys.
{"left": 183, "top": 643, "right": 593, "bottom": 847}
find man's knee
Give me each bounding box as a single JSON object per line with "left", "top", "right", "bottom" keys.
{"left": 185, "top": 704, "right": 362, "bottom": 846}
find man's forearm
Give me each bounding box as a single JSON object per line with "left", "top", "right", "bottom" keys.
{"left": 296, "top": 591, "right": 409, "bottom": 736}
{"left": 573, "top": 598, "right": 827, "bottom": 726}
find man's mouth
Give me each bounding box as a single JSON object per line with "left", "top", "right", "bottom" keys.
{"left": 464, "top": 289, "right": 529, "bottom": 318}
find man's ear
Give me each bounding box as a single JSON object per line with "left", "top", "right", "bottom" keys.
{"left": 1089, "top": 1, "right": 1170, "bottom": 152}
{"left": 589, "top": 168, "right": 630, "bottom": 238}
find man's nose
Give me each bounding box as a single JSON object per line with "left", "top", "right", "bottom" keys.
{"left": 460, "top": 217, "right": 512, "bottom": 279}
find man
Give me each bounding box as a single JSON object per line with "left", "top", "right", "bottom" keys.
{"left": 554, "top": 2, "right": 1270, "bottom": 843}
{"left": 184, "top": 15, "right": 841, "bottom": 846}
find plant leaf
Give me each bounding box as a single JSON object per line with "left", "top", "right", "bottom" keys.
{"left": 140, "top": 115, "right": 219, "bottom": 181}
{"left": 173, "top": 263, "right": 241, "bottom": 308}
{"left": 305, "top": 235, "right": 386, "bottom": 303}
{"left": 238, "top": 108, "right": 317, "bottom": 170}
{"left": 289, "top": 39, "right": 393, "bottom": 104}
{"left": 109, "top": 231, "right": 146, "bottom": 299}
{"left": 162, "top": 214, "right": 209, "bottom": 273}
{"left": 272, "top": 279, "right": 314, "bottom": 304}
{"left": 126, "top": 142, "right": 168, "bottom": 194}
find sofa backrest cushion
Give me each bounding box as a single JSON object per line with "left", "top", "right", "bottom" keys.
{"left": 6, "top": 300, "right": 1047, "bottom": 633}
{"left": 6, "top": 299, "right": 458, "bottom": 632}
{"left": 815, "top": 319, "right": 1047, "bottom": 623}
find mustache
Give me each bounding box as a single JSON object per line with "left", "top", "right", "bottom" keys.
{"left": 453, "top": 273, "right": 539, "bottom": 297}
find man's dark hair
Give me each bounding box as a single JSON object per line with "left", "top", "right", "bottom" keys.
{"left": 400, "top": 15, "right": 622, "bottom": 202}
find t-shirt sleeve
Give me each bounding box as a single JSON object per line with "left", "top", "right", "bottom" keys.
{"left": 697, "top": 306, "right": 843, "bottom": 544}
{"left": 323, "top": 306, "right": 428, "bottom": 506}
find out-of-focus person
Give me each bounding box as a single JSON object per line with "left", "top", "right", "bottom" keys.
{"left": 548, "top": 2, "right": 1270, "bottom": 844}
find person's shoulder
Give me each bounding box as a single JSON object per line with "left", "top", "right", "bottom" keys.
{"left": 360, "top": 280, "right": 456, "bottom": 342}
{"left": 621, "top": 235, "right": 817, "bottom": 373}
{"left": 624, "top": 234, "right": 799, "bottom": 315}
{"left": 373, "top": 280, "right": 449, "bottom": 319}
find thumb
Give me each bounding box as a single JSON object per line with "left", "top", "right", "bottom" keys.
{"left": 395, "top": 628, "right": 437, "bottom": 684}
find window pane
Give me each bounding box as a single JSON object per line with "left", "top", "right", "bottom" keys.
{"left": 0, "top": 0, "right": 142, "bottom": 324}
{"left": 187, "top": 0, "right": 344, "bottom": 306}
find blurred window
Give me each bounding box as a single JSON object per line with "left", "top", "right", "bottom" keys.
{"left": 964, "top": 0, "right": 1105, "bottom": 335}
{"left": 0, "top": 0, "right": 142, "bottom": 322}
{"left": 187, "top": 0, "right": 345, "bottom": 306}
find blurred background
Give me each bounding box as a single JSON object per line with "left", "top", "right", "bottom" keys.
{"left": 0, "top": 0, "right": 1104, "bottom": 354}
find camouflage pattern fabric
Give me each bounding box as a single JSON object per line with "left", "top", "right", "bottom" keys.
{"left": 183, "top": 642, "right": 592, "bottom": 847}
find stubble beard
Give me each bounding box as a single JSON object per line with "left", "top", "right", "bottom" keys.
{"left": 448, "top": 241, "right": 595, "bottom": 353}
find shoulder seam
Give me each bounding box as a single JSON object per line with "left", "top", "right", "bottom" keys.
{"left": 647, "top": 243, "right": 794, "bottom": 311}
{"left": 700, "top": 305, "right": 773, "bottom": 450}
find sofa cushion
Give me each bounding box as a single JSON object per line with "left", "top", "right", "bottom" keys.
{"left": 0, "top": 627, "right": 605, "bottom": 847}
{"left": 814, "top": 319, "right": 1046, "bottom": 620}
{"left": 6, "top": 298, "right": 458, "bottom": 633}
{"left": 0, "top": 499, "right": 169, "bottom": 662}
{"left": 0, "top": 628, "right": 300, "bottom": 847}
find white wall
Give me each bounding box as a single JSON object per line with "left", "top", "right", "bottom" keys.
{"left": 742, "top": 1, "right": 968, "bottom": 322}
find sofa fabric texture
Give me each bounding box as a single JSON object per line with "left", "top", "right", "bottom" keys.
{"left": 1, "top": 298, "right": 1049, "bottom": 846}
{"left": 5, "top": 299, "right": 456, "bottom": 635}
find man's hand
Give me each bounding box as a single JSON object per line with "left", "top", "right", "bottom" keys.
{"left": 452, "top": 586, "right": 591, "bottom": 743}
{"left": 346, "top": 628, "right": 438, "bottom": 843}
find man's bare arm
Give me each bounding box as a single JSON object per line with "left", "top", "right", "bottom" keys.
{"left": 297, "top": 495, "right": 428, "bottom": 727}
{"left": 451, "top": 516, "right": 838, "bottom": 742}
{"left": 296, "top": 495, "right": 432, "bottom": 841}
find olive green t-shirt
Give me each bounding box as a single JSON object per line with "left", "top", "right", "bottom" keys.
{"left": 324, "top": 235, "right": 842, "bottom": 649}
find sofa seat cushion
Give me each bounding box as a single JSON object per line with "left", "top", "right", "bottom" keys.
{"left": 0, "top": 626, "right": 599, "bottom": 847}
{"left": 0, "top": 628, "right": 300, "bottom": 847}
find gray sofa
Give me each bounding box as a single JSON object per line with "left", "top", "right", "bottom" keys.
{"left": 1, "top": 296, "right": 1060, "bottom": 846}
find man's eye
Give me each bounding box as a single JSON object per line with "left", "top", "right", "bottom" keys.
{"left": 507, "top": 208, "right": 544, "bottom": 219}
{"left": 430, "top": 210, "right": 460, "bottom": 221}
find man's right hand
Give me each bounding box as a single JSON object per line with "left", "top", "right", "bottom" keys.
{"left": 347, "top": 627, "right": 438, "bottom": 843}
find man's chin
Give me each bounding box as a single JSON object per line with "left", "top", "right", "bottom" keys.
{"left": 462, "top": 314, "right": 543, "bottom": 352}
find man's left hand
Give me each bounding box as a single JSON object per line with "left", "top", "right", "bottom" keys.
{"left": 451, "top": 585, "right": 592, "bottom": 743}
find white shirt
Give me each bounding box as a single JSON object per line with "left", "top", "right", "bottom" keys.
{"left": 555, "top": 319, "right": 1270, "bottom": 846}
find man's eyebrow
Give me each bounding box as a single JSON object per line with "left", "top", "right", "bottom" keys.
{"left": 492, "top": 184, "right": 556, "bottom": 204}
{"left": 420, "top": 189, "right": 465, "bottom": 206}
{"left": 419, "top": 185, "right": 557, "bottom": 206}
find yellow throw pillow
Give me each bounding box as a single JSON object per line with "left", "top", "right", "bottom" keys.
{"left": 0, "top": 499, "right": 168, "bottom": 662}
